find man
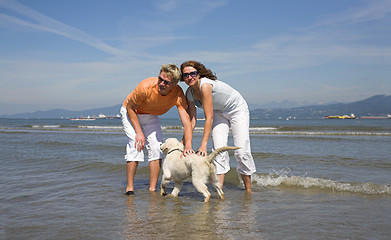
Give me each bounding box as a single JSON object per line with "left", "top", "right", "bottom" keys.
{"left": 120, "top": 64, "right": 194, "bottom": 195}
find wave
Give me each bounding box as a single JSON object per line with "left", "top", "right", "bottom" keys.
{"left": 66, "top": 160, "right": 124, "bottom": 175}
{"left": 162, "top": 126, "right": 184, "bottom": 130}
{"left": 251, "top": 130, "right": 391, "bottom": 136}
{"left": 252, "top": 169, "right": 390, "bottom": 195}
{"left": 0, "top": 124, "right": 124, "bottom": 133}
{"left": 31, "top": 124, "right": 123, "bottom": 130}
{"left": 32, "top": 125, "right": 61, "bottom": 128}
{"left": 250, "top": 127, "right": 278, "bottom": 131}
{"left": 161, "top": 125, "right": 391, "bottom": 136}
{"left": 77, "top": 125, "right": 123, "bottom": 130}
{"left": 2, "top": 122, "right": 391, "bottom": 137}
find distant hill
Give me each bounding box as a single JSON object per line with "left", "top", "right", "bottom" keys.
{"left": 2, "top": 94, "right": 390, "bottom": 119}
{"left": 3, "top": 104, "right": 181, "bottom": 119}
{"left": 251, "top": 95, "right": 391, "bottom": 119}
{"left": 4, "top": 105, "right": 123, "bottom": 119}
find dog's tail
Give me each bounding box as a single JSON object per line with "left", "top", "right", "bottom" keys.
{"left": 206, "top": 146, "right": 240, "bottom": 163}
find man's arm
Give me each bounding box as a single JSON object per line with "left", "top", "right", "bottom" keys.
{"left": 178, "top": 108, "right": 194, "bottom": 156}
{"left": 126, "top": 99, "right": 145, "bottom": 151}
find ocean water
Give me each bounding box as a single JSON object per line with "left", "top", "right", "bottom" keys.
{"left": 0, "top": 117, "right": 390, "bottom": 239}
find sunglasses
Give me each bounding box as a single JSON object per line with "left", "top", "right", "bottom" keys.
{"left": 158, "top": 77, "right": 172, "bottom": 85}
{"left": 183, "top": 71, "right": 198, "bottom": 79}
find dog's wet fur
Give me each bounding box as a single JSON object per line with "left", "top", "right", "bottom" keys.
{"left": 160, "top": 138, "right": 239, "bottom": 202}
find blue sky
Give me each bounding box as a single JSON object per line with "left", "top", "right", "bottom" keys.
{"left": 1, "top": 0, "right": 390, "bottom": 115}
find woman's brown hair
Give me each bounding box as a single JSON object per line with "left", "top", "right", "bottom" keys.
{"left": 180, "top": 61, "right": 217, "bottom": 81}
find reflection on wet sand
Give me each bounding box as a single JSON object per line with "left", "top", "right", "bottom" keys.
{"left": 121, "top": 189, "right": 263, "bottom": 239}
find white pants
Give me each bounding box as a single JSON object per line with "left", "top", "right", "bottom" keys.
{"left": 212, "top": 104, "right": 256, "bottom": 176}
{"left": 120, "top": 107, "right": 163, "bottom": 162}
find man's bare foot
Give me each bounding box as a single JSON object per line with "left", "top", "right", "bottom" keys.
{"left": 125, "top": 190, "right": 134, "bottom": 195}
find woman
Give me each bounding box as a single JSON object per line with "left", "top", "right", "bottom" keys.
{"left": 180, "top": 60, "right": 256, "bottom": 192}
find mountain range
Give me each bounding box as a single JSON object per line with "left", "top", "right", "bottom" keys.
{"left": 2, "top": 95, "right": 390, "bottom": 119}
{"left": 251, "top": 94, "right": 391, "bottom": 119}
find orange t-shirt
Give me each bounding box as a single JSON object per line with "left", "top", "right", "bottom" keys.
{"left": 122, "top": 77, "right": 188, "bottom": 115}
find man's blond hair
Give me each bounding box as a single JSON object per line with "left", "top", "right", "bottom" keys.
{"left": 160, "top": 64, "right": 181, "bottom": 84}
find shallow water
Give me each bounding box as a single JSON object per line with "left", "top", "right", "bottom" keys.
{"left": 0, "top": 118, "right": 390, "bottom": 239}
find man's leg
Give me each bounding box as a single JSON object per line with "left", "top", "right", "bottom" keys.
{"left": 121, "top": 107, "right": 143, "bottom": 195}
{"left": 149, "top": 159, "right": 162, "bottom": 191}
{"left": 126, "top": 161, "right": 138, "bottom": 193}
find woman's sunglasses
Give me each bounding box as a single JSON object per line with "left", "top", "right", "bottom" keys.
{"left": 183, "top": 71, "right": 198, "bottom": 79}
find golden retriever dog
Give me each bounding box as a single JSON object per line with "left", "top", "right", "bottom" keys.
{"left": 160, "top": 138, "right": 239, "bottom": 202}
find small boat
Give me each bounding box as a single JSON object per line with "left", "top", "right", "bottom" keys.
{"left": 69, "top": 113, "right": 120, "bottom": 120}
{"left": 325, "top": 114, "right": 356, "bottom": 119}
{"left": 360, "top": 114, "right": 391, "bottom": 119}
{"left": 104, "top": 115, "right": 121, "bottom": 119}
{"left": 97, "top": 113, "right": 121, "bottom": 119}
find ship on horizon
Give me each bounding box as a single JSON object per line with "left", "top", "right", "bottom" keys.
{"left": 324, "top": 113, "right": 356, "bottom": 119}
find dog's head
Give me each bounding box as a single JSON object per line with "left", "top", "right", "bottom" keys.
{"left": 160, "top": 138, "right": 184, "bottom": 154}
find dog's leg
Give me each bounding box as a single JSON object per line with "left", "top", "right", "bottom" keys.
{"left": 192, "top": 178, "right": 211, "bottom": 202}
{"left": 160, "top": 176, "right": 170, "bottom": 196}
{"left": 209, "top": 166, "right": 224, "bottom": 200}
{"left": 211, "top": 174, "right": 225, "bottom": 200}
{"left": 171, "top": 181, "right": 182, "bottom": 197}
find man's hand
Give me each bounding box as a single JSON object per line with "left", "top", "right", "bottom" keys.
{"left": 135, "top": 132, "right": 145, "bottom": 151}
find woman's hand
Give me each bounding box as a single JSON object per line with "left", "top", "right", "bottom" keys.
{"left": 197, "top": 146, "right": 207, "bottom": 157}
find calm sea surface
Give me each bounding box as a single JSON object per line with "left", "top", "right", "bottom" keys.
{"left": 0, "top": 117, "right": 390, "bottom": 239}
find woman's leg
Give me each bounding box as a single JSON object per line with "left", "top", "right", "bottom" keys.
{"left": 229, "top": 107, "right": 256, "bottom": 191}
{"left": 212, "top": 112, "right": 230, "bottom": 188}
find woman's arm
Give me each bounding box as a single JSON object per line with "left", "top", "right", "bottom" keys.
{"left": 198, "top": 83, "right": 213, "bottom": 156}
{"left": 187, "top": 100, "right": 197, "bottom": 130}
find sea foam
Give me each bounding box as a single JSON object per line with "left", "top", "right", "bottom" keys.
{"left": 253, "top": 170, "right": 390, "bottom": 195}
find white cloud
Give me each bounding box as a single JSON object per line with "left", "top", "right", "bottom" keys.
{"left": 0, "top": 0, "right": 126, "bottom": 57}
{"left": 313, "top": 0, "right": 391, "bottom": 26}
